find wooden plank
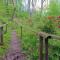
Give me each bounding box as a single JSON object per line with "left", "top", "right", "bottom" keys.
{"left": 38, "top": 32, "right": 60, "bottom": 40}
{"left": 0, "top": 24, "right": 7, "bottom": 27}
{"left": 38, "top": 32, "right": 49, "bottom": 38}
{"left": 49, "top": 34, "right": 60, "bottom": 40}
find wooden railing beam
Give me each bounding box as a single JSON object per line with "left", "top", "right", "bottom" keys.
{"left": 0, "top": 24, "right": 7, "bottom": 45}
{"left": 38, "top": 32, "right": 60, "bottom": 60}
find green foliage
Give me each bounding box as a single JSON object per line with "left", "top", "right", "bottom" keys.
{"left": 48, "top": 0, "right": 60, "bottom": 16}
{"left": 16, "top": 11, "right": 29, "bottom": 20}
{"left": 0, "top": 0, "right": 60, "bottom": 60}
{"left": 42, "top": 20, "right": 56, "bottom": 34}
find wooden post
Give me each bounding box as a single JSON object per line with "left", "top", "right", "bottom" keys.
{"left": 59, "top": 56, "right": 60, "bottom": 60}
{"left": 21, "top": 26, "right": 22, "bottom": 39}
{"left": 39, "top": 32, "right": 51, "bottom": 60}
{"left": 6, "top": 24, "right": 7, "bottom": 33}
{"left": 4, "top": 24, "right": 7, "bottom": 34}
{"left": 45, "top": 36, "right": 51, "bottom": 60}
{"left": 40, "top": 36, "right": 43, "bottom": 60}
{"left": 45, "top": 37, "right": 48, "bottom": 60}
{"left": 0, "top": 26, "right": 3, "bottom": 45}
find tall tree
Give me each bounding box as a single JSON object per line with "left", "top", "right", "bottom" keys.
{"left": 11, "top": 0, "right": 16, "bottom": 21}
{"left": 28, "top": 0, "right": 31, "bottom": 16}
{"left": 32, "top": 0, "right": 36, "bottom": 12}
{"left": 41, "top": 0, "right": 45, "bottom": 14}
{"left": 5, "top": 0, "right": 9, "bottom": 17}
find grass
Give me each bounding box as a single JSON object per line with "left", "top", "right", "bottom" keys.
{"left": 0, "top": 0, "right": 60, "bottom": 59}
{"left": 14, "top": 15, "right": 60, "bottom": 60}
{"left": 0, "top": 6, "right": 60, "bottom": 59}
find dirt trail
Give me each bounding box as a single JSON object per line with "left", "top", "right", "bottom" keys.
{"left": 4, "top": 31, "right": 26, "bottom": 60}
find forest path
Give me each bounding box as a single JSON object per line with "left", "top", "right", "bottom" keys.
{"left": 4, "top": 30, "right": 26, "bottom": 60}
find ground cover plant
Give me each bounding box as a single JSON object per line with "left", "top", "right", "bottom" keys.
{"left": 0, "top": 0, "right": 60, "bottom": 60}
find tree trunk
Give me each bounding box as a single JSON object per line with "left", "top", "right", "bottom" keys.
{"left": 28, "top": 0, "right": 31, "bottom": 16}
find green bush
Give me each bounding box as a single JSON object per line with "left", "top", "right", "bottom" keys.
{"left": 42, "top": 19, "right": 56, "bottom": 34}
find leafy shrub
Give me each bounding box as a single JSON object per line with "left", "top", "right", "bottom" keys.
{"left": 41, "top": 16, "right": 56, "bottom": 34}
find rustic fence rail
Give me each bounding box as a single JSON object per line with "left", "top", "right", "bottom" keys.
{"left": 38, "top": 32, "right": 60, "bottom": 60}
{"left": 0, "top": 24, "right": 7, "bottom": 45}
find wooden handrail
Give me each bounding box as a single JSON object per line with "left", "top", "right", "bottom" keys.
{"left": 38, "top": 32, "right": 60, "bottom": 40}
{"left": 0, "top": 23, "right": 7, "bottom": 27}
{"left": 0, "top": 23, "right": 8, "bottom": 45}
{"left": 38, "top": 32, "right": 60, "bottom": 60}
